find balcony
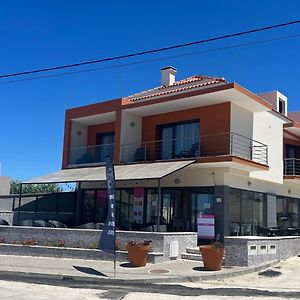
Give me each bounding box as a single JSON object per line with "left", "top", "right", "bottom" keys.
{"left": 69, "top": 143, "right": 114, "bottom": 166}
{"left": 284, "top": 158, "right": 300, "bottom": 176}
{"left": 120, "top": 132, "right": 268, "bottom": 166}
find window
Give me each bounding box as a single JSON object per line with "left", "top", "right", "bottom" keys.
{"left": 277, "top": 196, "right": 299, "bottom": 228}
{"left": 229, "top": 188, "right": 266, "bottom": 236}
{"left": 159, "top": 120, "right": 199, "bottom": 159}
{"left": 115, "top": 189, "right": 134, "bottom": 229}
{"left": 278, "top": 98, "right": 286, "bottom": 114}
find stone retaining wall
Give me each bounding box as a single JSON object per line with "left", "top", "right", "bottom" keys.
{"left": 225, "top": 236, "right": 300, "bottom": 266}
{"left": 0, "top": 226, "right": 197, "bottom": 263}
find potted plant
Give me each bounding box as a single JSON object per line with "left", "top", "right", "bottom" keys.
{"left": 125, "top": 240, "right": 152, "bottom": 267}
{"left": 199, "top": 234, "right": 224, "bottom": 271}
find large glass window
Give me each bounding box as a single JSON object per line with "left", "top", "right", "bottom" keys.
{"left": 116, "top": 189, "right": 133, "bottom": 229}
{"left": 277, "top": 196, "right": 299, "bottom": 228}
{"left": 145, "top": 188, "right": 213, "bottom": 232}
{"left": 146, "top": 189, "right": 158, "bottom": 223}
{"left": 229, "top": 189, "right": 241, "bottom": 235}
{"left": 241, "top": 191, "right": 253, "bottom": 235}
{"left": 160, "top": 120, "right": 199, "bottom": 159}
{"left": 229, "top": 188, "right": 266, "bottom": 236}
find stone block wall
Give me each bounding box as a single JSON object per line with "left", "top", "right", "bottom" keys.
{"left": 225, "top": 236, "right": 300, "bottom": 266}
{"left": 0, "top": 226, "right": 197, "bottom": 262}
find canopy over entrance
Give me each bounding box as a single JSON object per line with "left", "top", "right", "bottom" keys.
{"left": 23, "top": 160, "right": 195, "bottom": 184}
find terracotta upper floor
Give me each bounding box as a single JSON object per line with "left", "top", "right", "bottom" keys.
{"left": 61, "top": 67, "right": 300, "bottom": 177}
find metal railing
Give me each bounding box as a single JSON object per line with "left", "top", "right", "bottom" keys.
{"left": 284, "top": 158, "right": 300, "bottom": 175}
{"left": 69, "top": 143, "right": 114, "bottom": 166}
{"left": 120, "top": 132, "right": 268, "bottom": 165}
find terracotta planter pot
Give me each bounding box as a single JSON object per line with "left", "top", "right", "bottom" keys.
{"left": 126, "top": 244, "right": 151, "bottom": 267}
{"left": 199, "top": 245, "right": 224, "bottom": 271}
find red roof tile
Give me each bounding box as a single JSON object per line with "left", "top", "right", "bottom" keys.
{"left": 125, "top": 75, "right": 228, "bottom": 102}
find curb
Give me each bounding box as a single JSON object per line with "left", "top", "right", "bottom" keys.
{"left": 0, "top": 260, "right": 279, "bottom": 286}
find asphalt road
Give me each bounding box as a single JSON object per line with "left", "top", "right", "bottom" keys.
{"left": 0, "top": 279, "right": 299, "bottom": 300}
{"left": 0, "top": 256, "right": 299, "bottom": 299}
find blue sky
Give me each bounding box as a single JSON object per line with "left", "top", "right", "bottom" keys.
{"left": 1, "top": 0, "right": 300, "bottom": 180}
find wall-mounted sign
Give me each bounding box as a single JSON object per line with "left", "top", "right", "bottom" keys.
{"left": 197, "top": 214, "right": 215, "bottom": 239}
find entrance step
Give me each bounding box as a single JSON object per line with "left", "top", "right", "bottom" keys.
{"left": 181, "top": 252, "right": 203, "bottom": 261}
{"left": 186, "top": 247, "right": 200, "bottom": 255}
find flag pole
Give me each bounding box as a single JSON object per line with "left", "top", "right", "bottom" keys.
{"left": 98, "top": 155, "right": 117, "bottom": 278}
{"left": 114, "top": 242, "right": 116, "bottom": 278}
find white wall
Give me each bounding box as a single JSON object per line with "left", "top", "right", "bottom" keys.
{"left": 230, "top": 103, "right": 253, "bottom": 138}
{"left": 250, "top": 111, "right": 284, "bottom": 183}
{"left": 230, "top": 103, "right": 254, "bottom": 160}
{"left": 120, "top": 110, "right": 142, "bottom": 162}
{"left": 70, "top": 121, "right": 87, "bottom": 148}
{"left": 0, "top": 176, "right": 11, "bottom": 195}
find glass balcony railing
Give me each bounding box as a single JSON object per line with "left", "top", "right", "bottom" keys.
{"left": 284, "top": 158, "right": 300, "bottom": 176}
{"left": 120, "top": 132, "right": 268, "bottom": 165}
{"left": 69, "top": 143, "right": 114, "bottom": 166}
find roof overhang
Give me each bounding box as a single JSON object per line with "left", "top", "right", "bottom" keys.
{"left": 195, "top": 156, "right": 269, "bottom": 172}
{"left": 71, "top": 111, "right": 116, "bottom": 126}
{"left": 283, "top": 175, "right": 300, "bottom": 183}
{"left": 122, "top": 83, "right": 272, "bottom": 117}
{"left": 284, "top": 122, "right": 300, "bottom": 138}
{"left": 23, "top": 160, "right": 195, "bottom": 184}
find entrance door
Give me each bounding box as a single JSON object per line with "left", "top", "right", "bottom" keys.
{"left": 161, "top": 189, "right": 189, "bottom": 231}
{"left": 191, "top": 193, "right": 214, "bottom": 232}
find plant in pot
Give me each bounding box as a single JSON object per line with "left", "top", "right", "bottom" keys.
{"left": 199, "top": 233, "right": 224, "bottom": 271}
{"left": 125, "top": 240, "right": 152, "bottom": 267}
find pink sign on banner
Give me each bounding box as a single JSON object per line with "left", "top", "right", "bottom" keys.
{"left": 197, "top": 214, "right": 215, "bottom": 239}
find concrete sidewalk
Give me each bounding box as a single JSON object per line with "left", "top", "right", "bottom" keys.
{"left": 0, "top": 254, "right": 278, "bottom": 284}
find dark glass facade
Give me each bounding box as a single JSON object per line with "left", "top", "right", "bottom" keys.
{"left": 277, "top": 196, "right": 299, "bottom": 228}
{"left": 229, "top": 188, "right": 266, "bottom": 236}
{"left": 80, "top": 187, "right": 214, "bottom": 232}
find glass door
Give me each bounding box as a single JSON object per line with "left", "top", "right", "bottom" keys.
{"left": 96, "top": 132, "right": 115, "bottom": 162}
{"left": 191, "top": 193, "right": 214, "bottom": 232}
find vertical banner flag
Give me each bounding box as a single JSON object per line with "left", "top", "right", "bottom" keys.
{"left": 98, "top": 156, "right": 116, "bottom": 253}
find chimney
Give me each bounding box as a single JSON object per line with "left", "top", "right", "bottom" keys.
{"left": 161, "top": 66, "right": 177, "bottom": 86}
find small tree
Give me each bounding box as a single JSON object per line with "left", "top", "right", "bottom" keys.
{"left": 10, "top": 179, "right": 62, "bottom": 195}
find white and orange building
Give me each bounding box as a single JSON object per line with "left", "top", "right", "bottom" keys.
{"left": 29, "top": 67, "right": 300, "bottom": 239}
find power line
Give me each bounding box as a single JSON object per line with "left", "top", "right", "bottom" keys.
{"left": 0, "top": 19, "right": 300, "bottom": 80}
{"left": 0, "top": 32, "right": 300, "bottom": 85}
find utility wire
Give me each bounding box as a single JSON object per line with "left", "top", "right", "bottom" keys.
{"left": 0, "top": 32, "right": 299, "bottom": 85}
{"left": 0, "top": 19, "right": 300, "bottom": 80}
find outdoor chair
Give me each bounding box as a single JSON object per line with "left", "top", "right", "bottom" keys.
{"left": 153, "top": 224, "right": 167, "bottom": 232}
{"left": 47, "top": 220, "right": 67, "bottom": 228}
{"left": 176, "top": 142, "right": 200, "bottom": 159}
{"left": 34, "top": 220, "right": 54, "bottom": 228}
{"left": 76, "top": 222, "right": 97, "bottom": 229}
{"left": 0, "top": 219, "right": 9, "bottom": 226}
{"left": 257, "top": 226, "right": 271, "bottom": 236}
{"left": 94, "top": 222, "right": 105, "bottom": 229}
{"left": 230, "top": 223, "right": 240, "bottom": 236}
{"left": 77, "top": 153, "right": 93, "bottom": 164}
{"left": 19, "top": 219, "right": 34, "bottom": 227}
{"left": 139, "top": 225, "right": 154, "bottom": 232}
{"left": 134, "top": 147, "right": 149, "bottom": 162}
{"left": 286, "top": 227, "right": 298, "bottom": 235}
